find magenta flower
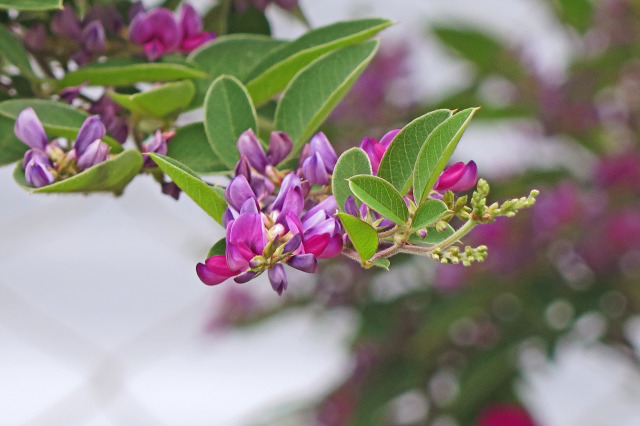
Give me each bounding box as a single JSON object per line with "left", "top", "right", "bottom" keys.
{"left": 477, "top": 404, "right": 537, "bottom": 426}
{"left": 359, "top": 128, "right": 400, "bottom": 174}
{"left": 178, "top": 4, "right": 216, "bottom": 53}
{"left": 434, "top": 160, "right": 478, "bottom": 192}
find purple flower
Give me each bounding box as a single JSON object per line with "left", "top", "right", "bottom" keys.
{"left": 237, "top": 129, "right": 268, "bottom": 173}
{"left": 178, "top": 4, "right": 216, "bottom": 53}
{"left": 300, "top": 132, "right": 338, "bottom": 185}
{"left": 82, "top": 20, "right": 105, "bottom": 53}
{"left": 14, "top": 108, "right": 49, "bottom": 150}
{"left": 225, "top": 175, "right": 258, "bottom": 211}
{"left": 50, "top": 4, "right": 107, "bottom": 65}
{"left": 73, "top": 116, "right": 110, "bottom": 170}
{"left": 84, "top": 4, "right": 123, "bottom": 35}
{"left": 267, "top": 131, "right": 293, "bottom": 165}
{"left": 23, "top": 23, "right": 46, "bottom": 51}
{"left": 268, "top": 263, "right": 288, "bottom": 295}
{"left": 142, "top": 130, "right": 172, "bottom": 168}
{"left": 51, "top": 4, "right": 83, "bottom": 40}
{"left": 23, "top": 149, "right": 54, "bottom": 188}
{"left": 434, "top": 161, "right": 478, "bottom": 192}
{"left": 89, "top": 95, "right": 128, "bottom": 144}
{"left": 359, "top": 128, "right": 400, "bottom": 174}
{"left": 129, "top": 8, "right": 181, "bottom": 61}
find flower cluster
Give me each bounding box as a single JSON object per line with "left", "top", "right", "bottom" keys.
{"left": 15, "top": 108, "right": 110, "bottom": 187}
{"left": 197, "top": 130, "right": 343, "bottom": 295}
{"left": 129, "top": 4, "right": 216, "bottom": 61}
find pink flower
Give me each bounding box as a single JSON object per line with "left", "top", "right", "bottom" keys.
{"left": 434, "top": 160, "right": 478, "bottom": 192}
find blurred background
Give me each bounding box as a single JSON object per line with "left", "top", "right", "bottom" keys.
{"left": 3, "top": 0, "right": 640, "bottom": 424}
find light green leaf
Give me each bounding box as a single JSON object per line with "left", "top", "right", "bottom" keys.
{"left": 348, "top": 175, "right": 408, "bottom": 225}
{"left": 0, "top": 114, "right": 27, "bottom": 166}
{"left": 337, "top": 213, "right": 378, "bottom": 262}
{"left": 203, "top": 75, "right": 257, "bottom": 169}
{"left": 149, "top": 153, "right": 227, "bottom": 224}
{"left": 412, "top": 199, "right": 448, "bottom": 231}
{"left": 0, "top": 99, "right": 122, "bottom": 152}
{"left": 14, "top": 150, "right": 141, "bottom": 194}
{"left": 207, "top": 238, "right": 227, "bottom": 257}
{"left": 408, "top": 224, "right": 454, "bottom": 245}
{"left": 413, "top": 107, "right": 478, "bottom": 204}
{"left": 166, "top": 122, "right": 229, "bottom": 174}
{"left": 188, "top": 35, "right": 286, "bottom": 108}
{"left": 57, "top": 61, "right": 207, "bottom": 88}
{"left": 378, "top": 109, "right": 451, "bottom": 193}
{"left": 0, "top": 0, "right": 62, "bottom": 10}
{"left": 332, "top": 147, "right": 372, "bottom": 212}
{"left": 108, "top": 80, "right": 195, "bottom": 118}
{"left": 0, "top": 25, "right": 33, "bottom": 75}
{"left": 245, "top": 18, "right": 391, "bottom": 105}
{"left": 275, "top": 40, "right": 379, "bottom": 155}
{"left": 371, "top": 258, "right": 390, "bottom": 270}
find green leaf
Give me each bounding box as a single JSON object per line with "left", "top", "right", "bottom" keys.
{"left": 408, "top": 224, "right": 454, "bottom": 245}
{"left": 551, "top": 0, "right": 594, "bottom": 33}
{"left": 188, "top": 35, "right": 286, "bottom": 108}
{"left": 348, "top": 175, "right": 408, "bottom": 225}
{"left": 0, "top": 0, "right": 62, "bottom": 10}
{"left": 149, "top": 153, "right": 227, "bottom": 224}
{"left": 371, "top": 258, "right": 390, "bottom": 270}
{"left": 207, "top": 238, "right": 227, "bottom": 258}
{"left": 337, "top": 213, "right": 378, "bottom": 262}
{"left": 203, "top": 75, "right": 257, "bottom": 169}
{"left": 275, "top": 40, "right": 379, "bottom": 155}
{"left": 413, "top": 107, "right": 478, "bottom": 204}
{"left": 332, "top": 147, "right": 372, "bottom": 212}
{"left": 0, "top": 25, "right": 33, "bottom": 75}
{"left": 227, "top": 6, "right": 270, "bottom": 35}
{"left": 378, "top": 109, "right": 452, "bottom": 193}
{"left": 14, "top": 150, "right": 142, "bottom": 194}
{"left": 245, "top": 18, "right": 391, "bottom": 105}
{"left": 0, "top": 114, "right": 27, "bottom": 166}
{"left": 166, "top": 122, "right": 229, "bottom": 174}
{"left": 57, "top": 61, "right": 207, "bottom": 88}
{"left": 412, "top": 199, "right": 448, "bottom": 230}
{"left": 0, "top": 99, "right": 122, "bottom": 152}
{"left": 108, "top": 80, "right": 195, "bottom": 118}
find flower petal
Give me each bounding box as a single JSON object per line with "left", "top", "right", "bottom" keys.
{"left": 14, "top": 108, "right": 48, "bottom": 150}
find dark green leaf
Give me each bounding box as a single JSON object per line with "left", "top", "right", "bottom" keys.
{"left": 203, "top": 75, "right": 257, "bottom": 169}
{"left": 275, "top": 40, "right": 379, "bottom": 155}
{"left": 337, "top": 212, "right": 378, "bottom": 262}
{"left": 207, "top": 238, "right": 227, "bottom": 257}
{"left": 433, "top": 27, "right": 504, "bottom": 74}
{"left": 0, "top": 99, "right": 122, "bottom": 152}
{"left": 166, "top": 122, "right": 229, "bottom": 174}
{"left": 57, "top": 62, "right": 207, "bottom": 88}
{"left": 412, "top": 199, "right": 448, "bottom": 230}
{"left": 14, "top": 150, "right": 141, "bottom": 194}
{"left": 378, "top": 109, "right": 451, "bottom": 193}
{"left": 348, "top": 175, "right": 408, "bottom": 225}
{"left": 227, "top": 6, "right": 270, "bottom": 35}
{"left": 413, "top": 107, "right": 478, "bottom": 204}
{"left": 149, "top": 153, "right": 227, "bottom": 224}
{"left": 0, "top": 0, "right": 62, "bottom": 10}
{"left": 332, "top": 147, "right": 372, "bottom": 212}
{"left": 108, "top": 80, "right": 195, "bottom": 118}
{"left": 550, "top": 0, "right": 594, "bottom": 33}
{"left": 0, "top": 114, "right": 27, "bottom": 166}
{"left": 0, "top": 25, "right": 33, "bottom": 74}
{"left": 245, "top": 18, "right": 391, "bottom": 105}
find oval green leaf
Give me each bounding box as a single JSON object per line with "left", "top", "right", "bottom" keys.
{"left": 413, "top": 107, "right": 479, "bottom": 204}
{"left": 14, "top": 149, "right": 142, "bottom": 194}
{"left": 348, "top": 175, "right": 408, "bottom": 225}
{"left": 0, "top": 25, "right": 33, "bottom": 75}
{"left": 149, "top": 153, "right": 227, "bottom": 224}
{"left": 207, "top": 238, "right": 227, "bottom": 258}
{"left": 0, "top": 114, "right": 27, "bottom": 166}
{"left": 245, "top": 18, "right": 391, "bottom": 105}
{"left": 337, "top": 213, "right": 378, "bottom": 263}
{"left": 0, "top": 0, "right": 61, "bottom": 10}
{"left": 203, "top": 75, "right": 257, "bottom": 169}
{"left": 378, "top": 109, "right": 452, "bottom": 193}
{"left": 166, "top": 122, "right": 230, "bottom": 174}
{"left": 408, "top": 224, "right": 455, "bottom": 245}
{"left": 411, "top": 199, "right": 448, "bottom": 230}
{"left": 275, "top": 40, "right": 379, "bottom": 155}
{"left": 0, "top": 99, "right": 122, "bottom": 152}
{"left": 332, "top": 147, "right": 372, "bottom": 212}
{"left": 109, "top": 80, "right": 195, "bottom": 118}
{"left": 57, "top": 62, "right": 207, "bottom": 88}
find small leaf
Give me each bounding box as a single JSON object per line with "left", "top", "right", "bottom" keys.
{"left": 413, "top": 107, "right": 478, "bottom": 204}
{"left": 14, "top": 150, "right": 142, "bottom": 194}
{"left": 0, "top": 114, "right": 27, "bottom": 166}
{"left": 337, "top": 213, "right": 378, "bottom": 262}
{"left": 0, "top": 0, "right": 62, "bottom": 10}
{"left": 408, "top": 224, "right": 454, "bottom": 245}
{"left": 203, "top": 75, "right": 257, "bottom": 169}
{"left": 348, "top": 175, "right": 408, "bottom": 225}
{"left": 109, "top": 80, "right": 195, "bottom": 118}
{"left": 275, "top": 40, "right": 379, "bottom": 155}
{"left": 149, "top": 153, "right": 227, "bottom": 224}
{"left": 0, "top": 25, "right": 33, "bottom": 75}
{"left": 245, "top": 18, "right": 391, "bottom": 105}
{"left": 371, "top": 258, "right": 390, "bottom": 270}
{"left": 377, "top": 109, "right": 452, "bottom": 193}
{"left": 551, "top": 0, "right": 594, "bottom": 34}
{"left": 0, "top": 99, "right": 122, "bottom": 152}
{"left": 57, "top": 61, "right": 207, "bottom": 88}
{"left": 166, "top": 122, "right": 230, "bottom": 174}
{"left": 332, "top": 147, "right": 372, "bottom": 212}
{"left": 207, "top": 238, "right": 227, "bottom": 258}
{"left": 412, "top": 199, "right": 448, "bottom": 230}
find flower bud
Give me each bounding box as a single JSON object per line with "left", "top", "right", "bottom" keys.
{"left": 51, "top": 5, "right": 82, "bottom": 40}
{"left": 302, "top": 152, "right": 330, "bottom": 185}
{"left": 267, "top": 131, "right": 293, "bottom": 165}
{"left": 82, "top": 20, "right": 105, "bottom": 52}
{"left": 237, "top": 129, "right": 268, "bottom": 173}
{"left": 74, "top": 116, "right": 106, "bottom": 156}
{"left": 308, "top": 132, "right": 337, "bottom": 173}
{"left": 77, "top": 140, "right": 110, "bottom": 170}
{"left": 14, "top": 108, "right": 48, "bottom": 150}
{"left": 268, "top": 263, "right": 288, "bottom": 295}
{"left": 225, "top": 175, "right": 257, "bottom": 211}
{"left": 142, "top": 130, "right": 169, "bottom": 168}
{"left": 287, "top": 253, "right": 318, "bottom": 273}
{"left": 24, "top": 151, "right": 55, "bottom": 187}
{"left": 434, "top": 161, "right": 478, "bottom": 192}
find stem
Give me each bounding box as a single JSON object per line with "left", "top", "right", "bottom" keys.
{"left": 399, "top": 219, "right": 477, "bottom": 256}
